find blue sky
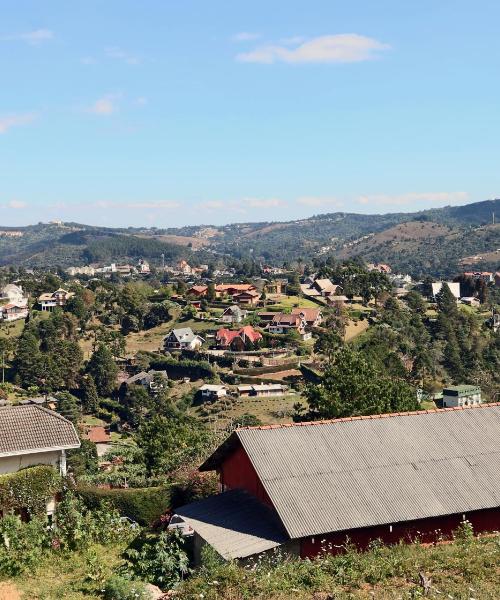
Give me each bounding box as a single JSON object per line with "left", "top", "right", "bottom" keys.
{"left": 1, "top": 0, "right": 499, "bottom": 227}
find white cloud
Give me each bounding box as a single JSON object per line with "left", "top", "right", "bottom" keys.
{"left": 231, "top": 32, "right": 261, "bottom": 42}
{"left": 0, "top": 112, "right": 37, "bottom": 134}
{"left": 237, "top": 33, "right": 390, "bottom": 64}
{"left": 296, "top": 196, "right": 344, "bottom": 208}
{"left": 87, "top": 95, "right": 119, "bottom": 116}
{"left": 356, "top": 191, "right": 469, "bottom": 207}
{"left": 1, "top": 29, "right": 53, "bottom": 45}
{"left": 105, "top": 46, "right": 140, "bottom": 65}
{"left": 246, "top": 197, "right": 287, "bottom": 208}
{"left": 0, "top": 199, "right": 27, "bottom": 209}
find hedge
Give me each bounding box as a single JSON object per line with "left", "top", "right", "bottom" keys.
{"left": 150, "top": 357, "right": 216, "bottom": 380}
{"left": 0, "top": 465, "right": 61, "bottom": 515}
{"left": 233, "top": 361, "right": 299, "bottom": 376}
{"left": 77, "top": 486, "right": 170, "bottom": 526}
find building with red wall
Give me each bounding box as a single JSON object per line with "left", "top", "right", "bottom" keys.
{"left": 174, "top": 404, "right": 500, "bottom": 562}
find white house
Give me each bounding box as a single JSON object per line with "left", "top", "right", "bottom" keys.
{"left": 0, "top": 284, "right": 27, "bottom": 306}
{"left": 0, "top": 303, "right": 29, "bottom": 322}
{"left": 221, "top": 305, "right": 246, "bottom": 324}
{"left": 164, "top": 328, "right": 204, "bottom": 351}
{"left": 431, "top": 282, "right": 461, "bottom": 300}
{"left": 38, "top": 288, "right": 75, "bottom": 311}
{"left": 442, "top": 385, "right": 481, "bottom": 408}
{"left": 199, "top": 384, "right": 227, "bottom": 401}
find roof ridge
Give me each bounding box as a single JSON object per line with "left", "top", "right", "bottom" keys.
{"left": 236, "top": 402, "right": 500, "bottom": 431}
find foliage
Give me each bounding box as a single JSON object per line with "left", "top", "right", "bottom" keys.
{"left": 0, "top": 514, "right": 50, "bottom": 576}
{"left": 302, "top": 346, "right": 419, "bottom": 420}
{"left": 169, "top": 468, "right": 219, "bottom": 509}
{"left": 87, "top": 343, "right": 119, "bottom": 396}
{"left": 136, "top": 412, "right": 213, "bottom": 476}
{"left": 78, "top": 486, "right": 170, "bottom": 526}
{"left": 67, "top": 439, "right": 99, "bottom": 481}
{"left": 0, "top": 465, "right": 61, "bottom": 516}
{"left": 124, "top": 529, "right": 190, "bottom": 589}
{"left": 102, "top": 575, "right": 149, "bottom": 600}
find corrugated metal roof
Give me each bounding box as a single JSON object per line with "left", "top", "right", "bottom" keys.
{"left": 204, "top": 405, "right": 500, "bottom": 540}
{"left": 174, "top": 489, "right": 287, "bottom": 559}
{"left": 0, "top": 405, "right": 80, "bottom": 456}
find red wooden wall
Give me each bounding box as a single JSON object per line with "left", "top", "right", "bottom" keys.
{"left": 300, "top": 506, "right": 500, "bottom": 558}
{"left": 218, "top": 444, "right": 273, "bottom": 507}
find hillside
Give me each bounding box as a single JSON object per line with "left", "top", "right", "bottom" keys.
{"left": 0, "top": 199, "right": 499, "bottom": 276}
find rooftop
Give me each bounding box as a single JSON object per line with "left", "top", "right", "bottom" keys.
{"left": 200, "top": 403, "right": 500, "bottom": 540}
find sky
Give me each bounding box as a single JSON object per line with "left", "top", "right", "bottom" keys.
{"left": 1, "top": 0, "right": 499, "bottom": 228}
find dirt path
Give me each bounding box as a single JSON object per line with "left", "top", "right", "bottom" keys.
{"left": 0, "top": 582, "right": 21, "bottom": 600}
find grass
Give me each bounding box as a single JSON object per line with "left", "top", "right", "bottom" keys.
{"left": 8, "top": 543, "right": 126, "bottom": 600}
{"left": 180, "top": 531, "right": 500, "bottom": 599}
{"left": 344, "top": 319, "right": 369, "bottom": 342}
{"left": 0, "top": 319, "right": 25, "bottom": 339}
{"left": 266, "top": 295, "right": 318, "bottom": 311}
{"left": 192, "top": 393, "right": 302, "bottom": 427}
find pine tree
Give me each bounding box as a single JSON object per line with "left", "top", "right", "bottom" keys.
{"left": 86, "top": 344, "right": 118, "bottom": 396}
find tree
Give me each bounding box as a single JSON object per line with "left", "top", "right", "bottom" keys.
{"left": 302, "top": 346, "right": 418, "bottom": 421}
{"left": 405, "top": 290, "right": 426, "bottom": 314}
{"left": 206, "top": 282, "right": 216, "bottom": 303}
{"left": 136, "top": 414, "right": 211, "bottom": 476}
{"left": 144, "top": 302, "right": 171, "bottom": 329}
{"left": 56, "top": 391, "right": 81, "bottom": 423}
{"left": 0, "top": 338, "right": 13, "bottom": 384}
{"left": 81, "top": 375, "right": 99, "bottom": 413}
{"left": 436, "top": 283, "right": 457, "bottom": 315}
{"left": 87, "top": 344, "right": 118, "bottom": 396}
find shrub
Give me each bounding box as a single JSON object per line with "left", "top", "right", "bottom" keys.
{"left": 78, "top": 486, "right": 170, "bottom": 526}
{"left": 0, "top": 465, "right": 61, "bottom": 516}
{"left": 103, "top": 575, "right": 149, "bottom": 600}
{"left": 124, "top": 529, "right": 190, "bottom": 590}
{"left": 0, "top": 514, "right": 50, "bottom": 576}
{"left": 169, "top": 469, "right": 219, "bottom": 509}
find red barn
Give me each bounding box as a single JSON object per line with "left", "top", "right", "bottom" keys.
{"left": 174, "top": 404, "right": 500, "bottom": 563}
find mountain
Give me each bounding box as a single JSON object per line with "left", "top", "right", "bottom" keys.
{"left": 0, "top": 200, "right": 499, "bottom": 277}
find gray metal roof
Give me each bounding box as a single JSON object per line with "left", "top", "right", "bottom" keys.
{"left": 174, "top": 489, "right": 287, "bottom": 559}
{"left": 0, "top": 404, "right": 80, "bottom": 456}
{"left": 202, "top": 405, "right": 500, "bottom": 540}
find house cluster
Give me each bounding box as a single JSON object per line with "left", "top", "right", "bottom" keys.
{"left": 66, "top": 259, "right": 151, "bottom": 278}
{"left": 172, "top": 403, "right": 500, "bottom": 563}
{"left": 163, "top": 260, "right": 209, "bottom": 277}
{"left": 0, "top": 284, "right": 29, "bottom": 322}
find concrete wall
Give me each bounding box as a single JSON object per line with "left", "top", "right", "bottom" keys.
{"left": 0, "top": 450, "right": 62, "bottom": 475}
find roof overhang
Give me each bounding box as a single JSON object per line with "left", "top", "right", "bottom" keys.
{"left": 0, "top": 443, "right": 80, "bottom": 458}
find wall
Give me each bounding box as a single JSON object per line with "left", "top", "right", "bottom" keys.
{"left": 0, "top": 450, "right": 61, "bottom": 475}
{"left": 219, "top": 445, "right": 273, "bottom": 508}
{"left": 300, "top": 507, "right": 500, "bottom": 558}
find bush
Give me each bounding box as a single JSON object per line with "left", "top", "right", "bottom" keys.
{"left": 0, "top": 465, "right": 61, "bottom": 516}
{"left": 78, "top": 486, "right": 170, "bottom": 526}
{"left": 0, "top": 514, "right": 50, "bottom": 576}
{"left": 124, "top": 529, "right": 190, "bottom": 590}
{"left": 103, "top": 575, "right": 149, "bottom": 600}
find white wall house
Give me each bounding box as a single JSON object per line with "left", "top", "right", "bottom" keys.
{"left": 0, "top": 405, "right": 80, "bottom": 514}
{"left": 442, "top": 385, "right": 482, "bottom": 408}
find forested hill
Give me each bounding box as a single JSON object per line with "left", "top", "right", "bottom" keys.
{"left": 0, "top": 199, "right": 499, "bottom": 277}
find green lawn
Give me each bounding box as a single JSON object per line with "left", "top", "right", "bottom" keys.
{"left": 0, "top": 319, "right": 25, "bottom": 339}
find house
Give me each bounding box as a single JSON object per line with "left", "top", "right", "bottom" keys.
{"left": 221, "top": 305, "right": 246, "bottom": 324}
{"left": 463, "top": 271, "right": 494, "bottom": 284}
{"left": 215, "top": 284, "right": 257, "bottom": 299}
{"left": 268, "top": 313, "right": 307, "bottom": 337}
{"left": 233, "top": 290, "right": 260, "bottom": 306}
{"left": 291, "top": 307, "right": 322, "bottom": 328}
{"left": 216, "top": 326, "right": 263, "bottom": 351}
{"left": 237, "top": 383, "right": 287, "bottom": 398}
{"left": 300, "top": 278, "right": 340, "bottom": 299}
{"left": 257, "top": 311, "right": 277, "bottom": 324}
{"left": 367, "top": 263, "right": 392, "bottom": 274}
{"left": 137, "top": 259, "right": 150, "bottom": 274}
{"left": 431, "top": 282, "right": 461, "bottom": 300}
{"left": 0, "top": 284, "right": 27, "bottom": 306}
{"left": 461, "top": 296, "right": 480, "bottom": 307}
{"left": 38, "top": 288, "right": 75, "bottom": 311}
{"left": 187, "top": 285, "right": 208, "bottom": 297}
{"left": 0, "top": 303, "right": 29, "bottom": 322}
{"left": 178, "top": 260, "right": 193, "bottom": 275}
{"left": 174, "top": 404, "right": 500, "bottom": 563}
{"left": 265, "top": 279, "right": 288, "bottom": 295}
{"left": 121, "top": 370, "right": 168, "bottom": 392}
{"left": 83, "top": 426, "right": 112, "bottom": 457}
{"left": 66, "top": 266, "right": 95, "bottom": 277}
{"left": 164, "top": 328, "right": 204, "bottom": 351}
{"left": 0, "top": 405, "right": 80, "bottom": 514}
{"left": 199, "top": 384, "right": 228, "bottom": 402}
{"left": 442, "top": 385, "right": 481, "bottom": 408}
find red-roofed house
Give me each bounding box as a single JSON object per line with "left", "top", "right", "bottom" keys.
{"left": 216, "top": 326, "right": 263, "bottom": 351}
{"left": 291, "top": 307, "right": 323, "bottom": 328}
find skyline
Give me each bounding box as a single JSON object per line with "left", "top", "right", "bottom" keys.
{"left": 1, "top": 1, "right": 500, "bottom": 227}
